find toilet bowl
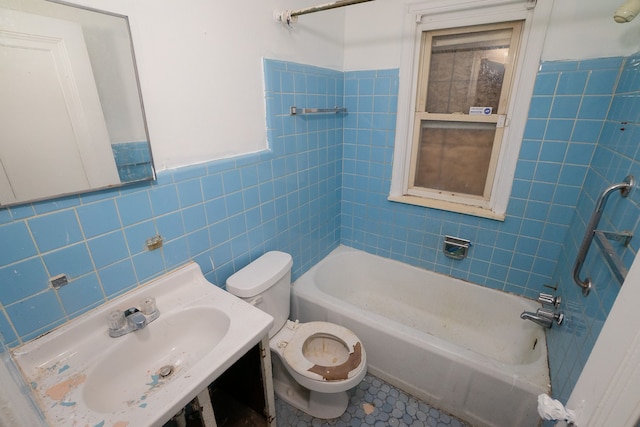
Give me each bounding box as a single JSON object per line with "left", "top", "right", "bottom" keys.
{"left": 226, "top": 251, "right": 367, "bottom": 419}
{"left": 273, "top": 320, "right": 366, "bottom": 390}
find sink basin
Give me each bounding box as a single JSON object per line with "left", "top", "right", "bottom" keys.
{"left": 83, "top": 306, "right": 230, "bottom": 413}
{"left": 11, "top": 262, "right": 273, "bottom": 427}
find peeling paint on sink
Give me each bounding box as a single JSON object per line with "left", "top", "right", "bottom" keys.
{"left": 11, "top": 262, "right": 273, "bottom": 427}
{"left": 45, "top": 373, "right": 86, "bottom": 401}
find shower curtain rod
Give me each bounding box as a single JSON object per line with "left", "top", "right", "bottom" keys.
{"left": 275, "top": 0, "right": 375, "bottom": 26}
{"left": 289, "top": 0, "right": 374, "bottom": 17}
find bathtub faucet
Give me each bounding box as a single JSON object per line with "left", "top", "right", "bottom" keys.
{"left": 520, "top": 310, "right": 549, "bottom": 327}
{"left": 520, "top": 292, "right": 564, "bottom": 328}
{"left": 520, "top": 307, "right": 564, "bottom": 328}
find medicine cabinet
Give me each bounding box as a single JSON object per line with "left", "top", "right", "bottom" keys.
{"left": 0, "top": 0, "right": 154, "bottom": 207}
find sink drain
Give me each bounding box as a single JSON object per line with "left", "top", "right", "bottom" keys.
{"left": 158, "top": 365, "right": 174, "bottom": 378}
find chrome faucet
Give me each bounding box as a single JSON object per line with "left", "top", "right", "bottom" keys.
{"left": 537, "top": 292, "right": 561, "bottom": 308}
{"left": 520, "top": 292, "right": 564, "bottom": 329}
{"left": 520, "top": 308, "right": 564, "bottom": 328}
{"left": 125, "top": 308, "right": 148, "bottom": 329}
{"left": 107, "top": 297, "right": 160, "bottom": 338}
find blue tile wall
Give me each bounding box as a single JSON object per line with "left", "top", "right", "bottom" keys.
{"left": 546, "top": 54, "right": 640, "bottom": 403}
{"left": 111, "top": 142, "right": 154, "bottom": 182}
{"left": 339, "top": 56, "right": 639, "bottom": 403}
{"left": 339, "top": 67, "right": 593, "bottom": 298}
{"left": 0, "top": 58, "right": 342, "bottom": 346}
{"left": 2, "top": 52, "right": 639, "bottom": 413}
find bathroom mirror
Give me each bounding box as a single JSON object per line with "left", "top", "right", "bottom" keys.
{"left": 0, "top": 0, "right": 154, "bottom": 207}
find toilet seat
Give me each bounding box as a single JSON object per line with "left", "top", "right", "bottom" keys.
{"left": 280, "top": 321, "right": 364, "bottom": 382}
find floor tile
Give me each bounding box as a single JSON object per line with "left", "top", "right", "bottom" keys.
{"left": 275, "top": 374, "right": 469, "bottom": 427}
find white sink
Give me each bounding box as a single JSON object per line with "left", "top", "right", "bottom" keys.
{"left": 11, "top": 262, "right": 273, "bottom": 427}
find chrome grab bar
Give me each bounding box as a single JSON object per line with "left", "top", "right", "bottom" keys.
{"left": 572, "top": 175, "right": 635, "bottom": 296}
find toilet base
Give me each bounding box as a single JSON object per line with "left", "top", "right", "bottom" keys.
{"left": 272, "top": 355, "right": 349, "bottom": 419}
{"left": 274, "top": 376, "right": 349, "bottom": 419}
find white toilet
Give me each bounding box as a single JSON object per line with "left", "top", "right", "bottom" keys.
{"left": 226, "top": 251, "right": 367, "bottom": 419}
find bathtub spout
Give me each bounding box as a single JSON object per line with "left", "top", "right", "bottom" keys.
{"left": 521, "top": 307, "right": 563, "bottom": 329}
{"left": 520, "top": 311, "right": 553, "bottom": 328}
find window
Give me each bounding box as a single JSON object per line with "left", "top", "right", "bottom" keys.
{"left": 389, "top": 0, "right": 551, "bottom": 220}
{"left": 410, "top": 21, "right": 522, "bottom": 203}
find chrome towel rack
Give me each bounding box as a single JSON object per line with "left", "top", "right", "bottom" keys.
{"left": 290, "top": 106, "right": 347, "bottom": 115}
{"left": 573, "top": 175, "right": 635, "bottom": 296}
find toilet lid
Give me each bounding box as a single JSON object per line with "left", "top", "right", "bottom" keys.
{"left": 282, "top": 321, "right": 363, "bottom": 382}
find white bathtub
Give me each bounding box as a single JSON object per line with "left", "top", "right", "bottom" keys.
{"left": 292, "top": 245, "right": 549, "bottom": 427}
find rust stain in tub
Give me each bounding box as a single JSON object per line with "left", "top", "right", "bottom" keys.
{"left": 45, "top": 374, "right": 87, "bottom": 400}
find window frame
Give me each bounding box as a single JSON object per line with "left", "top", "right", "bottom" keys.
{"left": 408, "top": 21, "right": 523, "bottom": 203}
{"left": 388, "top": 0, "right": 552, "bottom": 221}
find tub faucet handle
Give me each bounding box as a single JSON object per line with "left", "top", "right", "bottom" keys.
{"left": 537, "top": 307, "right": 564, "bottom": 326}
{"left": 538, "top": 293, "right": 561, "bottom": 308}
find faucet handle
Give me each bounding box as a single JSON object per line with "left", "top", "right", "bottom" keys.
{"left": 107, "top": 310, "right": 126, "bottom": 331}
{"left": 537, "top": 307, "right": 564, "bottom": 326}
{"left": 140, "top": 297, "right": 158, "bottom": 315}
{"left": 538, "top": 292, "right": 561, "bottom": 308}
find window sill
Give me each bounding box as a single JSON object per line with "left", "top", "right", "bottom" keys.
{"left": 387, "top": 195, "right": 506, "bottom": 221}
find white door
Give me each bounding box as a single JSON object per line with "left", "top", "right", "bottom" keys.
{"left": 561, "top": 254, "right": 640, "bottom": 426}
{"left": 0, "top": 8, "right": 120, "bottom": 206}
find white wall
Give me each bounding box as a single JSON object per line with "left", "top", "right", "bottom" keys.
{"left": 56, "top": 0, "right": 640, "bottom": 170}
{"left": 542, "top": 0, "right": 640, "bottom": 61}
{"left": 343, "top": 0, "right": 406, "bottom": 71}
{"left": 62, "top": 0, "right": 346, "bottom": 170}
{"left": 343, "top": 0, "right": 640, "bottom": 70}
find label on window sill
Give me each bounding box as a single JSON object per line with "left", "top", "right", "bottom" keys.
{"left": 469, "top": 106, "right": 492, "bottom": 115}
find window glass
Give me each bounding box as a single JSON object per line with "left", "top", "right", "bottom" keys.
{"left": 413, "top": 121, "right": 496, "bottom": 196}
{"left": 425, "top": 29, "right": 513, "bottom": 114}
{"left": 408, "top": 21, "right": 522, "bottom": 202}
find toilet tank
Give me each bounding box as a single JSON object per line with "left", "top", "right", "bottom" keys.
{"left": 226, "top": 251, "right": 293, "bottom": 338}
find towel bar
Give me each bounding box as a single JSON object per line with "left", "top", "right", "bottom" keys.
{"left": 290, "top": 106, "right": 347, "bottom": 115}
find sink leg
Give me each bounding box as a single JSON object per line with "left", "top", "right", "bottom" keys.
{"left": 196, "top": 388, "right": 217, "bottom": 427}
{"left": 260, "top": 336, "right": 277, "bottom": 426}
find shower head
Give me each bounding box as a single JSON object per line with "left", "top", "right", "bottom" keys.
{"left": 614, "top": 0, "right": 640, "bottom": 23}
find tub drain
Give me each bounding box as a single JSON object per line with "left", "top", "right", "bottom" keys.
{"left": 158, "top": 365, "right": 174, "bottom": 378}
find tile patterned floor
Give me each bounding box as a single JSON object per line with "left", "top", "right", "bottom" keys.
{"left": 275, "top": 374, "right": 470, "bottom": 427}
